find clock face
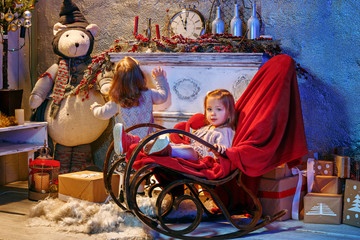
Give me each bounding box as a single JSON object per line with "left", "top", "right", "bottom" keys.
{"left": 169, "top": 9, "right": 205, "bottom": 39}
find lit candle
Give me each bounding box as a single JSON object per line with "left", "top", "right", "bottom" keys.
{"left": 134, "top": 16, "right": 139, "bottom": 35}
{"left": 34, "top": 172, "right": 50, "bottom": 192}
{"left": 15, "top": 109, "right": 24, "bottom": 125}
{"left": 155, "top": 24, "right": 160, "bottom": 39}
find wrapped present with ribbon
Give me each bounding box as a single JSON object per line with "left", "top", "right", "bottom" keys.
{"left": 334, "top": 155, "right": 351, "bottom": 178}
{"left": 262, "top": 163, "right": 292, "bottom": 179}
{"left": 59, "top": 170, "right": 119, "bottom": 203}
{"left": 304, "top": 193, "right": 343, "bottom": 224}
{"left": 258, "top": 171, "right": 306, "bottom": 221}
{"left": 343, "top": 179, "right": 360, "bottom": 227}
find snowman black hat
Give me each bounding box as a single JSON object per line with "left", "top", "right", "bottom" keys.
{"left": 58, "top": 0, "right": 89, "bottom": 28}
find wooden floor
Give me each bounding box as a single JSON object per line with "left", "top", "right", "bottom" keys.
{"left": 1, "top": 181, "right": 360, "bottom": 240}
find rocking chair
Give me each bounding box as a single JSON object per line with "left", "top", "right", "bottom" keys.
{"left": 103, "top": 54, "right": 308, "bottom": 239}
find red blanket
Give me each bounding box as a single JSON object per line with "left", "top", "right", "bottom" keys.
{"left": 127, "top": 54, "right": 308, "bottom": 180}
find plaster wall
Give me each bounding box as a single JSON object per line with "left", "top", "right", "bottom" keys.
{"left": 26, "top": 0, "right": 360, "bottom": 165}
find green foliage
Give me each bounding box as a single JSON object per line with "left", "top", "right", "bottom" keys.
{"left": 0, "top": 0, "right": 37, "bottom": 34}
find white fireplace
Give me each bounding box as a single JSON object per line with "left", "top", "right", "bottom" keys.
{"left": 110, "top": 53, "right": 263, "bottom": 128}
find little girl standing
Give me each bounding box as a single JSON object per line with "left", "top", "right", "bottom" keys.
{"left": 90, "top": 56, "right": 169, "bottom": 155}
{"left": 117, "top": 89, "right": 236, "bottom": 160}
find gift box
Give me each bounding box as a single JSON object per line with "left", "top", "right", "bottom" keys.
{"left": 258, "top": 175, "right": 306, "bottom": 221}
{"left": 312, "top": 175, "right": 340, "bottom": 194}
{"left": 304, "top": 193, "right": 343, "bottom": 224}
{"left": 343, "top": 179, "right": 360, "bottom": 227}
{"left": 262, "top": 164, "right": 292, "bottom": 179}
{"left": 334, "top": 155, "right": 351, "bottom": 178}
{"left": 314, "top": 160, "right": 333, "bottom": 176}
{"left": 58, "top": 171, "right": 119, "bottom": 203}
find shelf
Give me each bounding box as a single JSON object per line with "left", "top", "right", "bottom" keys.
{"left": 0, "top": 122, "right": 48, "bottom": 157}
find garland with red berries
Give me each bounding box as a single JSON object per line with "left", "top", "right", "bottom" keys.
{"left": 111, "top": 33, "right": 281, "bottom": 55}
{"left": 72, "top": 33, "right": 283, "bottom": 97}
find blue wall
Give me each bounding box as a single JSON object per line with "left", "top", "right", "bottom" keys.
{"left": 261, "top": 0, "right": 360, "bottom": 156}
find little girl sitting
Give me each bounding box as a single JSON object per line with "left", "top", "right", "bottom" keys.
{"left": 116, "top": 89, "right": 236, "bottom": 160}
{"left": 90, "top": 56, "right": 169, "bottom": 155}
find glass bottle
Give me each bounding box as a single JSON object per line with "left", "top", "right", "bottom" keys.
{"left": 247, "top": 2, "right": 260, "bottom": 39}
{"left": 146, "top": 18, "right": 151, "bottom": 39}
{"left": 230, "top": 4, "right": 242, "bottom": 37}
{"left": 211, "top": 6, "right": 225, "bottom": 34}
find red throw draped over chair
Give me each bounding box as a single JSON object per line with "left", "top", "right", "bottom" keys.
{"left": 103, "top": 54, "right": 308, "bottom": 239}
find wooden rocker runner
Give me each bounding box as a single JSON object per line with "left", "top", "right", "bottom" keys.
{"left": 103, "top": 54, "right": 308, "bottom": 239}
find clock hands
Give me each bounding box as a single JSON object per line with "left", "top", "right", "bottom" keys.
{"left": 184, "top": 12, "right": 189, "bottom": 31}
{"left": 179, "top": 14, "right": 187, "bottom": 30}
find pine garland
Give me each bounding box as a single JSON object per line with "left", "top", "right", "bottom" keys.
{"left": 74, "top": 33, "right": 282, "bottom": 97}
{"left": 111, "top": 33, "right": 282, "bottom": 55}
{"left": 0, "top": 0, "right": 37, "bottom": 33}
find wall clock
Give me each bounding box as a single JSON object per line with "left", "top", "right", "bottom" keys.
{"left": 169, "top": 8, "right": 205, "bottom": 39}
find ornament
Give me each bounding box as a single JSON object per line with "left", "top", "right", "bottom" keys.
{"left": 16, "top": 19, "right": 23, "bottom": 27}
{"left": 9, "top": 23, "right": 18, "bottom": 32}
{"left": 24, "top": 19, "right": 32, "bottom": 28}
{"left": 4, "top": 9, "right": 14, "bottom": 22}
{"left": 23, "top": 10, "right": 32, "bottom": 19}
{"left": 15, "top": 0, "right": 23, "bottom": 4}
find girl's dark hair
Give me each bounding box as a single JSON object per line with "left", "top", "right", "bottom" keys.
{"left": 109, "top": 57, "right": 148, "bottom": 108}
{"left": 204, "top": 89, "right": 237, "bottom": 130}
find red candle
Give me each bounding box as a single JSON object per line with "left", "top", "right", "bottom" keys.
{"left": 134, "top": 16, "right": 139, "bottom": 35}
{"left": 155, "top": 24, "right": 160, "bottom": 39}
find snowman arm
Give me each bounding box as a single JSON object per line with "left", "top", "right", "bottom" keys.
{"left": 29, "top": 64, "right": 59, "bottom": 109}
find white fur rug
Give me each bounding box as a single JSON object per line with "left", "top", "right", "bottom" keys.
{"left": 28, "top": 195, "right": 216, "bottom": 239}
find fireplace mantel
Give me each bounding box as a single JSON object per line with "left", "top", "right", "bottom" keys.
{"left": 110, "top": 52, "right": 263, "bottom": 67}
{"left": 110, "top": 53, "right": 263, "bottom": 128}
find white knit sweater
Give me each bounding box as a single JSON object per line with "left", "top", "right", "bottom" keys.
{"left": 92, "top": 75, "right": 169, "bottom": 139}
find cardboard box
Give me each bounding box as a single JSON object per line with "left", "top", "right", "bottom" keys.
{"left": 312, "top": 175, "right": 340, "bottom": 194}
{"left": 59, "top": 171, "right": 119, "bottom": 203}
{"left": 343, "top": 179, "right": 360, "bottom": 227}
{"left": 314, "top": 160, "right": 333, "bottom": 176}
{"left": 258, "top": 175, "right": 306, "bottom": 221}
{"left": 262, "top": 164, "right": 292, "bottom": 179}
{"left": 304, "top": 193, "right": 343, "bottom": 224}
{"left": 334, "top": 155, "right": 351, "bottom": 178}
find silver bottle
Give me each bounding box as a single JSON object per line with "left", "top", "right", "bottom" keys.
{"left": 230, "top": 4, "right": 242, "bottom": 37}
{"left": 247, "top": 3, "right": 260, "bottom": 39}
{"left": 146, "top": 18, "right": 151, "bottom": 39}
{"left": 212, "top": 6, "right": 225, "bottom": 34}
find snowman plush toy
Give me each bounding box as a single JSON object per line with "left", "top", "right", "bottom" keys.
{"left": 29, "top": 0, "right": 110, "bottom": 174}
